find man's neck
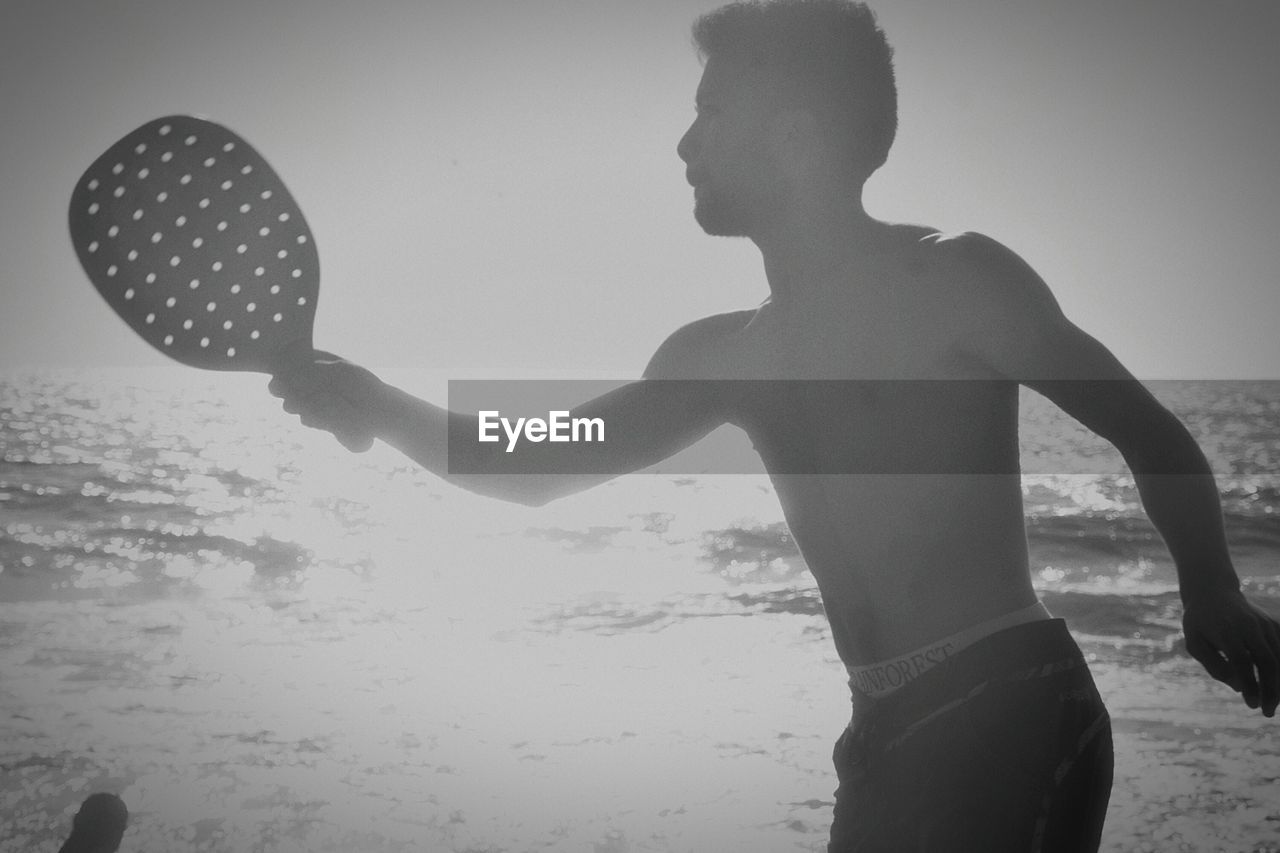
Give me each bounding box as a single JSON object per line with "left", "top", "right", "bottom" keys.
{"left": 753, "top": 187, "right": 887, "bottom": 305}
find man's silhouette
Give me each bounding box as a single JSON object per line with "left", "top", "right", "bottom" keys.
{"left": 271, "top": 2, "right": 1280, "bottom": 849}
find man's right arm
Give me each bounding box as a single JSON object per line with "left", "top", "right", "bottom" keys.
{"left": 268, "top": 313, "right": 745, "bottom": 505}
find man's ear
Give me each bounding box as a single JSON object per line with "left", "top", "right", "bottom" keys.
{"left": 770, "top": 107, "right": 824, "bottom": 178}
{"left": 771, "top": 107, "right": 820, "bottom": 154}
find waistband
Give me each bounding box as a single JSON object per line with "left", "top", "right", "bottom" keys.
{"left": 847, "top": 617, "right": 1088, "bottom": 733}
{"left": 847, "top": 600, "right": 1052, "bottom": 700}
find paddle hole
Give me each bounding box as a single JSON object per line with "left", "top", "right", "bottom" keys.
{"left": 297, "top": 235, "right": 308, "bottom": 244}
{"left": 88, "top": 203, "right": 100, "bottom": 215}
{"left": 221, "top": 180, "right": 233, "bottom": 191}
{"left": 183, "top": 319, "right": 193, "bottom": 330}
{"left": 170, "top": 255, "right": 181, "bottom": 267}
{"left": 198, "top": 198, "right": 210, "bottom": 209}
{"left": 88, "top": 241, "right": 99, "bottom": 253}
{"left": 165, "top": 297, "right": 176, "bottom": 308}
{"left": 124, "top": 289, "right": 135, "bottom": 300}
{"left": 132, "top": 210, "right": 144, "bottom": 221}
{"left": 239, "top": 203, "right": 251, "bottom": 214}
{"left": 161, "top": 151, "right": 173, "bottom": 163}
{"left": 112, "top": 163, "right": 123, "bottom": 175}
{"left": 138, "top": 168, "right": 149, "bottom": 179}
{"left": 113, "top": 186, "right": 125, "bottom": 198}
{"left": 163, "top": 334, "right": 173, "bottom": 346}
{"left": 258, "top": 227, "right": 270, "bottom": 237}
{"left": 241, "top": 165, "right": 253, "bottom": 175}
{"left": 151, "top": 232, "right": 162, "bottom": 243}
{"left": 134, "top": 143, "right": 147, "bottom": 155}
{"left": 254, "top": 267, "right": 264, "bottom": 277}
{"left": 246, "top": 302, "right": 256, "bottom": 312}
{"left": 108, "top": 226, "right": 119, "bottom": 237}
{"left": 180, "top": 174, "right": 191, "bottom": 185}
{"left": 193, "top": 237, "right": 204, "bottom": 248}
{"left": 189, "top": 279, "right": 200, "bottom": 290}
{"left": 212, "top": 261, "right": 223, "bottom": 272}
{"left": 176, "top": 216, "right": 187, "bottom": 227}
{"left": 297, "top": 297, "right": 307, "bottom": 306}
{"left": 200, "top": 337, "right": 209, "bottom": 348}
{"left": 277, "top": 250, "right": 288, "bottom": 259}
{"left": 146, "top": 314, "right": 155, "bottom": 324}
{"left": 291, "top": 269, "right": 302, "bottom": 279}
{"left": 270, "top": 285, "right": 280, "bottom": 295}
{"left": 206, "top": 302, "right": 216, "bottom": 312}
{"left": 157, "top": 192, "right": 168, "bottom": 202}
{"left": 223, "top": 320, "right": 233, "bottom": 330}
{"left": 127, "top": 250, "right": 138, "bottom": 262}
{"left": 106, "top": 265, "right": 117, "bottom": 277}
{"left": 203, "top": 157, "right": 216, "bottom": 168}
{"left": 273, "top": 313, "right": 282, "bottom": 323}
{"left": 227, "top": 347, "right": 236, "bottom": 357}
{"left": 278, "top": 213, "right": 290, "bottom": 222}
{"left": 260, "top": 190, "right": 272, "bottom": 200}
{"left": 145, "top": 273, "right": 156, "bottom": 284}
{"left": 230, "top": 284, "right": 241, "bottom": 294}
{"left": 250, "top": 330, "right": 260, "bottom": 340}
{"left": 159, "top": 124, "right": 171, "bottom": 136}
{"left": 185, "top": 135, "right": 197, "bottom": 146}
{"left": 217, "top": 221, "right": 228, "bottom": 232}
{"left": 88, "top": 179, "right": 99, "bottom": 191}
{"left": 223, "top": 142, "right": 235, "bottom": 152}
{"left": 236, "top": 244, "right": 247, "bottom": 254}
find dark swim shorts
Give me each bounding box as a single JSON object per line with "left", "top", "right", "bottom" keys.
{"left": 827, "top": 618, "right": 1112, "bottom": 852}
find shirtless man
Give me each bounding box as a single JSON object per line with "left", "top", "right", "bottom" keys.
{"left": 271, "top": 1, "right": 1280, "bottom": 849}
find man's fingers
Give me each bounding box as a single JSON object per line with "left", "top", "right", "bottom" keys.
{"left": 1258, "top": 618, "right": 1280, "bottom": 716}
{"left": 295, "top": 395, "right": 374, "bottom": 452}
{"left": 1186, "top": 632, "right": 1236, "bottom": 686}
{"left": 1211, "top": 636, "right": 1261, "bottom": 709}
{"left": 267, "top": 358, "right": 378, "bottom": 453}
{"left": 1229, "top": 642, "right": 1261, "bottom": 708}
{"left": 269, "top": 356, "right": 344, "bottom": 399}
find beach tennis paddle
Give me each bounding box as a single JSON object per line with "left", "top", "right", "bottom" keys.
{"left": 69, "top": 115, "right": 321, "bottom": 374}
{"left": 70, "top": 115, "right": 373, "bottom": 449}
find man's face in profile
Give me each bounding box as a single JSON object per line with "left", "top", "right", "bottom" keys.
{"left": 678, "top": 56, "right": 791, "bottom": 238}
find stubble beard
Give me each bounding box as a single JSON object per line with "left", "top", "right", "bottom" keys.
{"left": 692, "top": 184, "right": 753, "bottom": 238}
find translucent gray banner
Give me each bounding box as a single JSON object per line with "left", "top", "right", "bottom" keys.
{"left": 445, "top": 379, "right": 1279, "bottom": 476}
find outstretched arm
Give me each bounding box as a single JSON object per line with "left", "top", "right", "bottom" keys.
{"left": 954, "top": 232, "right": 1280, "bottom": 717}
{"left": 269, "top": 314, "right": 743, "bottom": 506}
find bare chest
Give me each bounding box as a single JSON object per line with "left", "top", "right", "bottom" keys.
{"left": 700, "top": 296, "right": 983, "bottom": 381}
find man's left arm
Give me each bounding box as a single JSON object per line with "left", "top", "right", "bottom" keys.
{"left": 952, "top": 232, "right": 1280, "bottom": 717}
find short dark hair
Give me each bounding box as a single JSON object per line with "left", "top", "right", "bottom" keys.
{"left": 692, "top": 0, "right": 898, "bottom": 178}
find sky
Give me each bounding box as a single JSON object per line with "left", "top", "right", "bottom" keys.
{"left": 2, "top": 0, "right": 1278, "bottom": 379}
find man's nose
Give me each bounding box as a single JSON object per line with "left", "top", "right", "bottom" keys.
{"left": 677, "top": 124, "right": 695, "bottom": 164}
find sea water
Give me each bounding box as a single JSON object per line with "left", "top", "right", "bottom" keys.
{"left": 2, "top": 369, "right": 1278, "bottom": 852}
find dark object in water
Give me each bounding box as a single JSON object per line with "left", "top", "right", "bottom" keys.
{"left": 58, "top": 793, "right": 128, "bottom": 853}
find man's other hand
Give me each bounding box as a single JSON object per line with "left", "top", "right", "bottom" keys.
{"left": 1184, "top": 589, "right": 1280, "bottom": 717}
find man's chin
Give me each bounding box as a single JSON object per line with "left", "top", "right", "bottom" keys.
{"left": 693, "top": 202, "right": 748, "bottom": 238}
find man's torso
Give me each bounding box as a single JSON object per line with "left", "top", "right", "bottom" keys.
{"left": 679, "top": 226, "right": 1042, "bottom": 667}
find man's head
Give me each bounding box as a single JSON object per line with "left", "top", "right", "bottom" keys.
{"left": 678, "top": 0, "right": 897, "bottom": 236}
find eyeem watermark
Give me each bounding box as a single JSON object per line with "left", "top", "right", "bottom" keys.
{"left": 478, "top": 410, "right": 605, "bottom": 452}
{"left": 449, "top": 378, "right": 1280, "bottom": 474}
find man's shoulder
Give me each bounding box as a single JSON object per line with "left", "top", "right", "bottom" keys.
{"left": 643, "top": 310, "right": 755, "bottom": 379}
{"left": 923, "top": 231, "right": 1089, "bottom": 378}
{"left": 921, "top": 230, "right": 1064, "bottom": 323}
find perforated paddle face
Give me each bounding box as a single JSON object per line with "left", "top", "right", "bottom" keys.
{"left": 70, "top": 116, "right": 319, "bottom": 373}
